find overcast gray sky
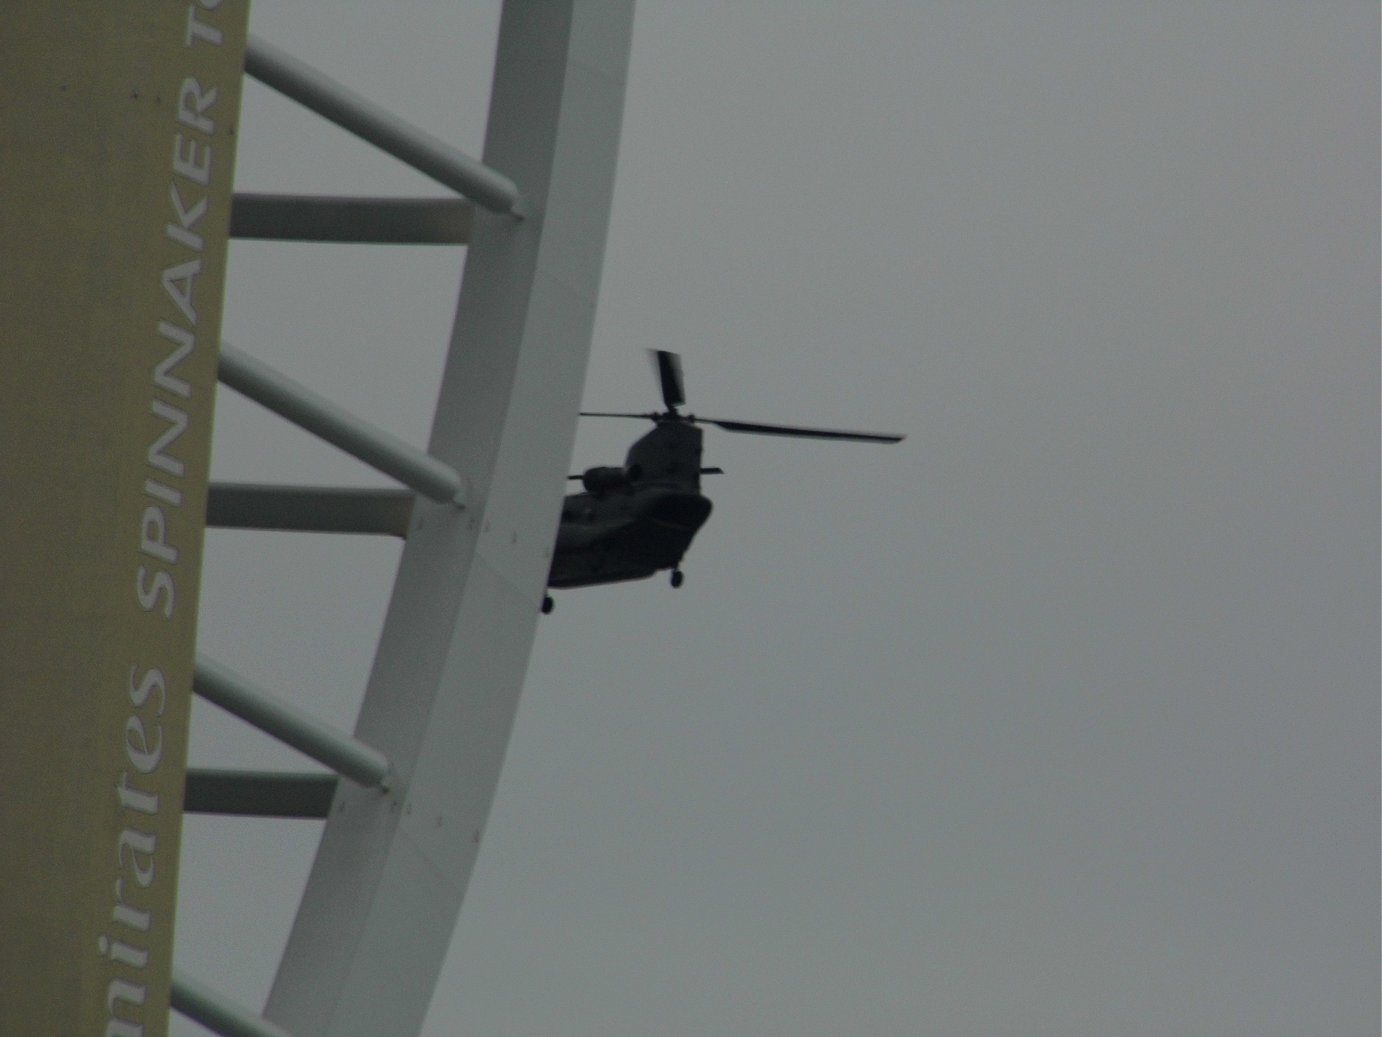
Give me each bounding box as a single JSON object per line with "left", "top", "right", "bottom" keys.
{"left": 174, "top": 3, "right": 1377, "bottom": 1035}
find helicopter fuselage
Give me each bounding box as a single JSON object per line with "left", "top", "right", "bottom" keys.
{"left": 547, "top": 419, "right": 712, "bottom": 589}
{"left": 543, "top": 349, "right": 900, "bottom": 602}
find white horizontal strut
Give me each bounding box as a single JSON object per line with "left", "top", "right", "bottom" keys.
{"left": 206, "top": 483, "right": 414, "bottom": 537}
{"left": 230, "top": 193, "right": 473, "bottom": 244}
{"left": 183, "top": 768, "right": 337, "bottom": 818}
{"left": 244, "top": 34, "right": 521, "bottom": 215}
{"left": 218, "top": 342, "right": 465, "bottom": 505}
{"left": 193, "top": 655, "right": 393, "bottom": 789}
{"left": 172, "top": 971, "right": 295, "bottom": 1037}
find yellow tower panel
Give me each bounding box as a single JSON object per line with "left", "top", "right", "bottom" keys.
{"left": 0, "top": 5, "right": 247, "bottom": 1034}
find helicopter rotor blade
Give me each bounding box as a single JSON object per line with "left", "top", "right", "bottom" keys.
{"left": 579, "top": 409, "right": 902, "bottom": 443}
{"left": 579, "top": 410, "right": 658, "bottom": 421}
{"left": 649, "top": 349, "right": 686, "bottom": 411}
{"left": 698, "top": 416, "right": 904, "bottom": 443}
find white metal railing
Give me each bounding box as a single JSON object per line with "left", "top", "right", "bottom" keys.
{"left": 184, "top": 768, "right": 337, "bottom": 818}
{"left": 206, "top": 483, "right": 414, "bottom": 537}
{"left": 244, "top": 34, "right": 522, "bottom": 214}
{"left": 230, "top": 193, "right": 472, "bottom": 244}
{"left": 172, "top": 971, "right": 295, "bottom": 1037}
{"left": 218, "top": 343, "right": 465, "bottom": 505}
{"left": 193, "top": 655, "right": 393, "bottom": 790}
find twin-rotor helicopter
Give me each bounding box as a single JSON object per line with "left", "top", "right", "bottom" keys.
{"left": 543, "top": 350, "right": 903, "bottom": 611}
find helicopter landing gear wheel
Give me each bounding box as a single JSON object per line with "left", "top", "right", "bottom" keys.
{"left": 541, "top": 595, "right": 554, "bottom": 614}
{"left": 670, "top": 569, "right": 684, "bottom": 589}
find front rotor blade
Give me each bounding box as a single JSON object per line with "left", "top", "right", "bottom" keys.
{"left": 700, "top": 417, "right": 904, "bottom": 443}
{"left": 579, "top": 410, "right": 657, "bottom": 420}
{"left": 650, "top": 350, "right": 686, "bottom": 410}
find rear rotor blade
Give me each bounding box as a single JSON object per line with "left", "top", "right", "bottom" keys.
{"left": 649, "top": 350, "right": 686, "bottom": 411}
{"left": 700, "top": 416, "right": 904, "bottom": 443}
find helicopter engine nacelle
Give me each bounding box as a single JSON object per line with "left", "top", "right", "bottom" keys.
{"left": 580, "top": 466, "right": 630, "bottom": 495}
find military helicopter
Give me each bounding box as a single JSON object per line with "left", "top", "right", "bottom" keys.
{"left": 544, "top": 351, "right": 902, "bottom": 611}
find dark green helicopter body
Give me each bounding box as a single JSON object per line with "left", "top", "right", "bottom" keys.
{"left": 548, "top": 419, "right": 712, "bottom": 590}
{"left": 543, "top": 351, "right": 901, "bottom": 610}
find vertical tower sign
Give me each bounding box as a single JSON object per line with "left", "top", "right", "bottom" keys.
{"left": 0, "top": 5, "right": 247, "bottom": 1035}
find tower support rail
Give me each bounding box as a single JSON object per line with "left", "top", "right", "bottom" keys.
{"left": 193, "top": 656, "right": 393, "bottom": 790}
{"left": 244, "top": 34, "right": 521, "bottom": 214}
{"left": 218, "top": 342, "right": 465, "bottom": 505}
{"left": 172, "top": 971, "right": 296, "bottom": 1037}
{"left": 184, "top": 769, "right": 337, "bottom": 818}
{"left": 207, "top": 483, "right": 414, "bottom": 537}
{"left": 230, "top": 193, "right": 472, "bottom": 244}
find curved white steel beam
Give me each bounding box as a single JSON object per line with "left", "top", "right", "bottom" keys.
{"left": 262, "top": 4, "right": 636, "bottom": 1035}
